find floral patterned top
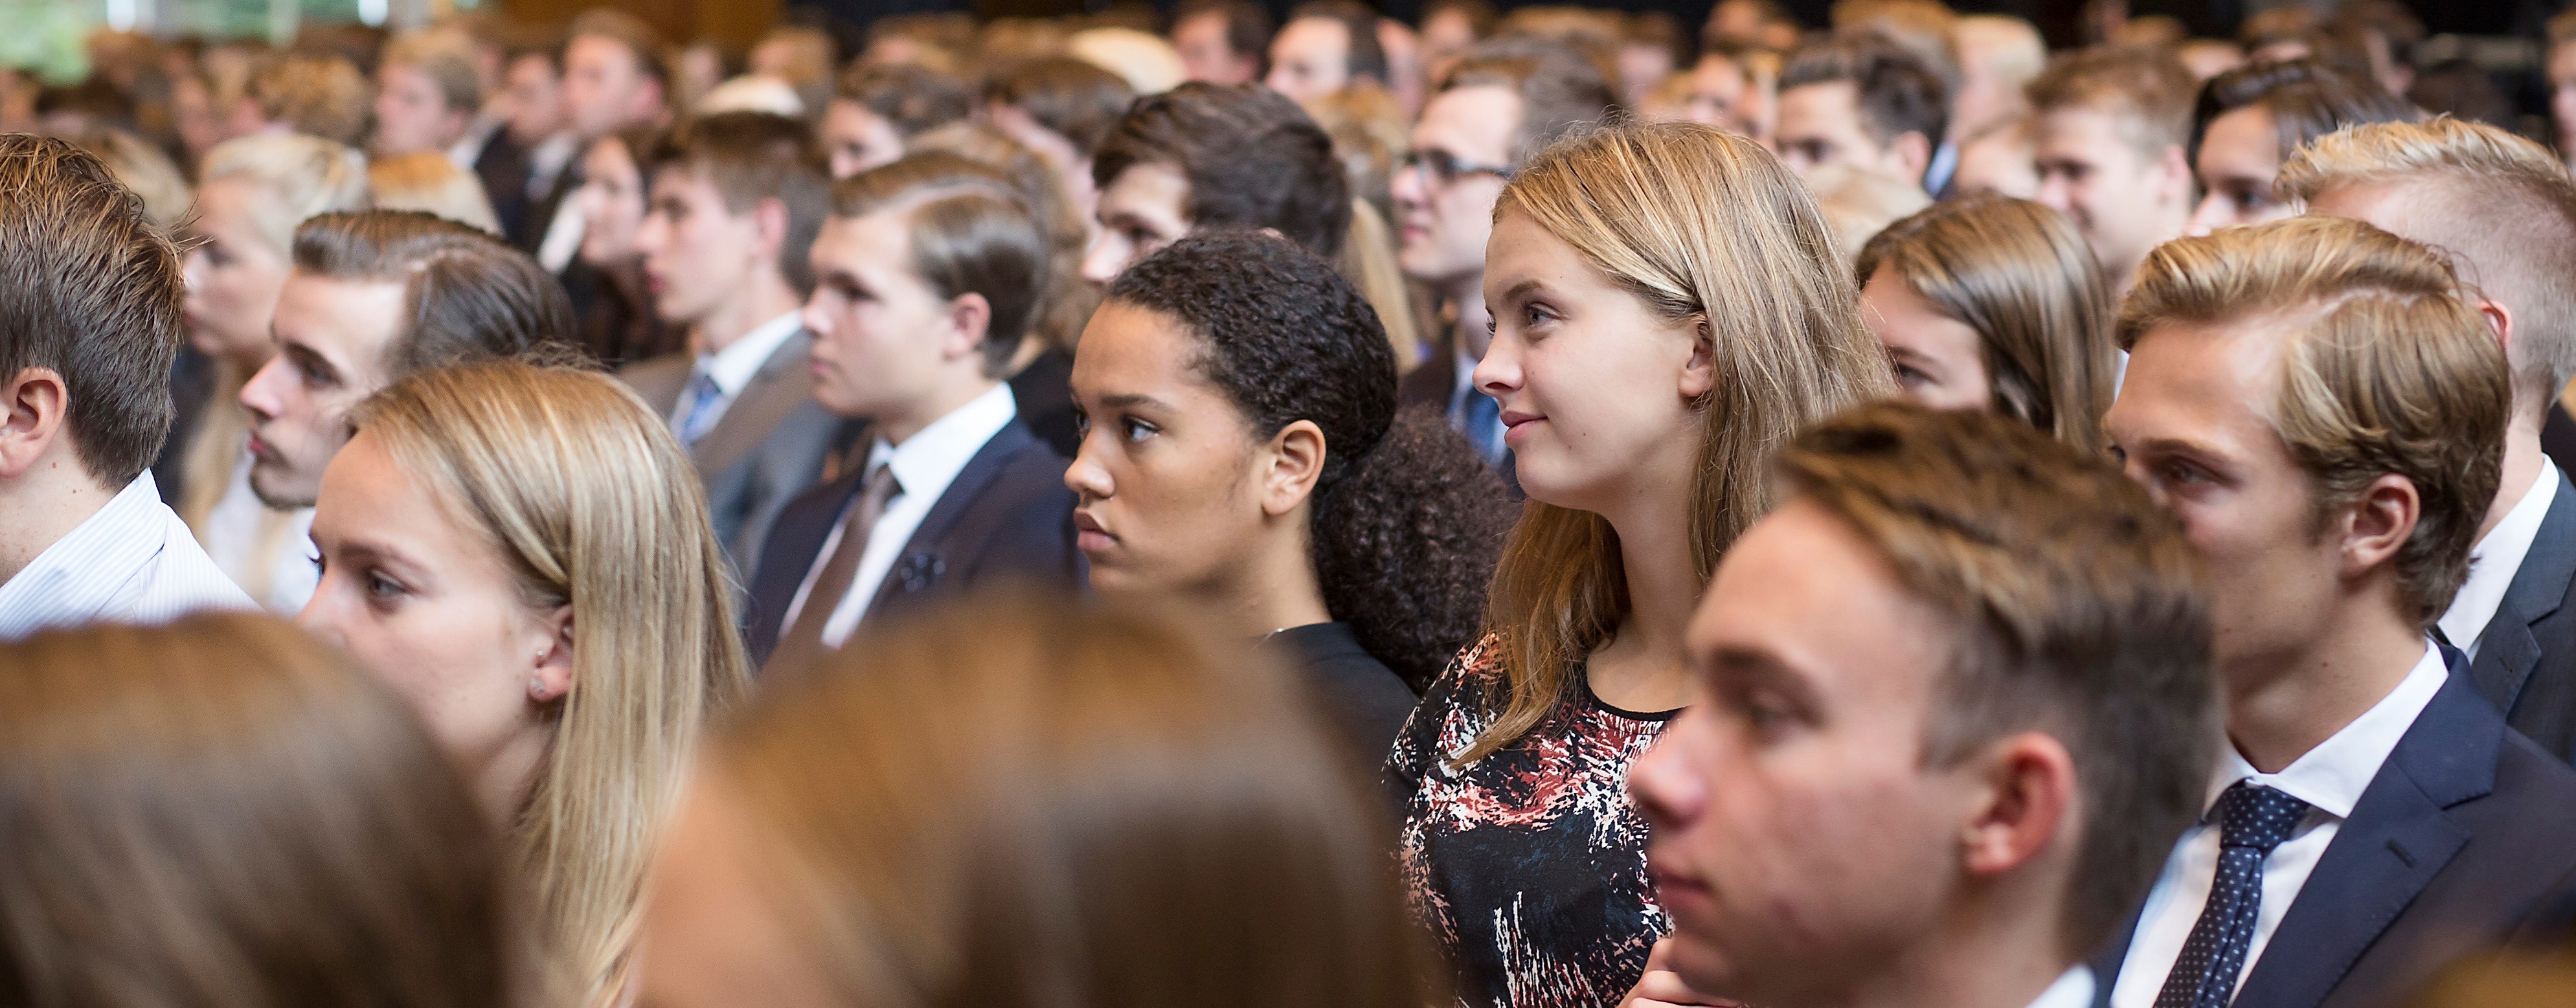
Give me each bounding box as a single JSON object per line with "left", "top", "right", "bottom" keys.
{"left": 1388, "top": 634, "right": 1676, "bottom": 1008}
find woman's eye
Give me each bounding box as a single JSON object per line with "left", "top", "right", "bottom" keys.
{"left": 365, "top": 570, "right": 407, "bottom": 601}
{"left": 1122, "top": 418, "right": 1157, "bottom": 443}
{"left": 1072, "top": 410, "right": 1090, "bottom": 436}
{"left": 1893, "top": 363, "right": 1931, "bottom": 388}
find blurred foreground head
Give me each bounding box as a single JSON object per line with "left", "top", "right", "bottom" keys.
{"left": 642, "top": 592, "right": 1439, "bottom": 1008}
{"left": 0, "top": 612, "right": 512, "bottom": 1008}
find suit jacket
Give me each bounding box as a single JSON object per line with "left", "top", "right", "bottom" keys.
{"left": 741, "top": 417, "right": 1082, "bottom": 669}
{"left": 2462, "top": 466, "right": 2576, "bottom": 762}
{"left": 620, "top": 334, "right": 847, "bottom": 580}
{"left": 469, "top": 126, "right": 534, "bottom": 246}
{"left": 2088, "top": 672, "right": 2576, "bottom": 1008}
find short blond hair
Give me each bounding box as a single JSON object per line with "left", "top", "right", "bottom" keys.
{"left": 2119, "top": 216, "right": 2509, "bottom": 628}
{"left": 244, "top": 51, "right": 372, "bottom": 146}
{"left": 2276, "top": 118, "right": 2576, "bottom": 416}
{"left": 2025, "top": 45, "right": 2197, "bottom": 157}
{"left": 198, "top": 132, "right": 370, "bottom": 255}
{"left": 367, "top": 151, "right": 502, "bottom": 234}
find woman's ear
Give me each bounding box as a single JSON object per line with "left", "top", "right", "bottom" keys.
{"left": 1678, "top": 315, "right": 1717, "bottom": 401}
{"left": 1259, "top": 420, "right": 1328, "bottom": 518}
{"left": 528, "top": 607, "right": 576, "bottom": 703}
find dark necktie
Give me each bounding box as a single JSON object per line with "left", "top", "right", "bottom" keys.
{"left": 2430, "top": 628, "right": 2466, "bottom": 675}
{"left": 675, "top": 371, "right": 723, "bottom": 445}
{"left": 2153, "top": 783, "right": 2313, "bottom": 1008}
{"left": 765, "top": 463, "right": 901, "bottom": 675}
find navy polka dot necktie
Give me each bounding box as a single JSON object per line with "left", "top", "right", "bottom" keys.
{"left": 2153, "top": 782, "right": 2313, "bottom": 1008}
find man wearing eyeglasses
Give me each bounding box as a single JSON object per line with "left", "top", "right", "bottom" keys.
{"left": 1393, "top": 39, "right": 1617, "bottom": 472}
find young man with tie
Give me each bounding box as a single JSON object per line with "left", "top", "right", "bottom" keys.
{"left": 2094, "top": 216, "right": 2576, "bottom": 1008}
{"left": 743, "top": 153, "right": 1081, "bottom": 673}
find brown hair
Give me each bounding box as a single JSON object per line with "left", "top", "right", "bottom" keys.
{"left": 1438, "top": 36, "right": 1620, "bottom": 167}
{"left": 1179, "top": 0, "right": 1278, "bottom": 66}
{"left": 245, "top": 50, "right": 372, "bottom": 146}
{"left": 1776, "top": 402, "right": 2217, "bottom": 963}
{"left": 985, "top": 56, "right": 1136, "bottom": 158}
{"left": 907, "top": 122, "right": 1097, "bottom": 354}
{"left": 384, "top": 29, "right": 486, "bottom": 114}
{"left": 0, "top": 613, "right": 513, "bottom": 1008}
{"left": 1290, "top": 0, "right": 1392, "bottom": 83}
{"left": 293, "top": 210, "right": 574, "bottom": 378}
{"left": 1093, "top": 83, "right": 1351, "bottom": 258}
{"left": 836, "top": 62, "right": 975, "bottom": 139}
{"left": 2188, "top": 58, "right": 2419, "bottom": 168}
{"left": 648, "top": 111, "right": 833, "bottom": 295}
{"left": 831, "top": 153, "right": 1049, "bottom": 376}
{"left": 714, "top": 593, "right": 1441, "bottom": 1008}
{"left": 1466, "top": 121, "right": 1895, "bottom": 761}
{"left": 2120, "top": 216, "right": 2509, "bottom": 627}
{"left": 1778, "top": 32, "right": 1951, "bottom": 150}
{"left": 565, "top": 8, "right": 670, "bottom": 91}
{"left": 2025, "top": 45, "right": 2198, "bottom": 157}
{"left": 1855, "top": 194, "right": 2119, "bottom": 453}
{"left": 0, "top": 133, "right": 183, "bottom": 487}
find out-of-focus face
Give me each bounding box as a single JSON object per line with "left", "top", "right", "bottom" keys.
{"left": 820, "top": 98, "right": 902, "bottom": 179}
{"left": 1950, "top": 125, "right": 2038, "bottom": 199}
{"left": 1631, "top": 499, "right": 1974, "bottom": 1005}
{"left": 1683, "top": 54, "right": 1754, "bottom": 137}
{"left": 1394, "top": 85, "right": 1517, "bottom": 300}
{"left": 1420, "top": 8, "right": 1477, "bottom": 84}
{"left": 2035, "top": 106, "right": 2190, "bottom": 291}
{"left": 240, "top": 272, "right": 405, "bottom": 509}
{"left": 1619, "top": 41, "right": 1677, "bottom": 108}
{"left": 2553, "top": 41, "right": 2576, "bottom": 162}
{"left": 2189, "top": 104, "right": 2288, "bottom": 234}
{"left": 503, "top": 52, "right": 565, "bottom": 142}
{"left": 637, "top": 167, "right": 764, "bottom": 328}
{"left": 1063, "top": 301, "right": 1271, "bottom": 598}
{"left": 638, "top": 775, "right": 842, "bottom": 1008}
{"left": 172, "top": 73, "right": 227, "bottom": 161}
{"left": 575, "top": 137, "right": 647, "bottom": 267}
{"left": 1266, "top": 17, "right": 1353, "bottom": 104}
{"left": 1476, "top": 210, "right": 1711, "bottom": 513}
{"left": 801, "top": 210, "right": 971, "bottom": 420}
{"left": 1861, "top": 265, "right": 1990, "bottom": 413}
{"left": 1176, "top": 10, "right": 1260, "bottom": 86}
{"left": 562, "top": 35, "right": 659, "bottom": 141}
{"left": 2104, "top": 320, "right": 2340, "bottom": 682}
{"left": 374, "top": 62, "right": 470, "bottom": 157}
{"left": 181, "top": 177, "right": 292, "bottom": 366}
{"left": 1083, "top": 162, "right": 1192, "bottom": 286}
{"left": 300, "top": 430, "right": 562, "bottom": 796}
{"left": 1776, "top": 80, "right": 1905, "bottom": 183}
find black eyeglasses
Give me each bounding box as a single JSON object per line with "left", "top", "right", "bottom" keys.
{"left": 1399, "top": 148, "right": 1515, "bottom": 188}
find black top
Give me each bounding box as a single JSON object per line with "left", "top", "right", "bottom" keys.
{"left": 1263, "top": 622, "right": 1420, "bottom": 777}
{"left": 1009, "top": 346, "right": 1082, "bottom": 460}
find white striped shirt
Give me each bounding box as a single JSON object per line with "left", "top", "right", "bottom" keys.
{"left": 0, "top": 472, "right": 254, "bottom": 639}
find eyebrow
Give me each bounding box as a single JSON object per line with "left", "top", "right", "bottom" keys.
{"left": 279, "top": 337, "right": 345, "bottom": 385}
{"left": 1098, "top": 392, "right": 1176, "bottom": 411}
{"left": 1495, "top": 278, "right": 1546, "bottom": 305}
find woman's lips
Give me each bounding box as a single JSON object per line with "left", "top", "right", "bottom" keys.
{"left": 1501, "top": 410, "right": 1544, "bottom": 447}
{"left": 1072, "top": 511, "right": 1115, "bottom": 552}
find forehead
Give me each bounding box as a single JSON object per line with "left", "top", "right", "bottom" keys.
{"left": 1483, "top": 210, "right": 1618, "bottom": 298}
{"left": 813, "top": 209, "right": 914, "bottom": 269}
{"left": 1781, "top": 78, "right": 1859, "bottom": 117}
{"left": 2035, "top": 106, "right": 2143, "bottom": 164}
{"left": 1698, "top": 500, "right": 1950, "bottom": 708}
{"left": 2305, "top": 177, "right": 2423, "bottom": 234}
{"left": 2108, "top": 319, "right": 2289, "bottom": 451}
{"left": 1278, "top": 17, "right": 1350, "bottom": 54}
{"left": 1417, "top": 85, "right": 1519, "bottom": 151}
{"left": 1099, "top": 162, "right": 1191, "bottom": 219}
{"left": 2198, "top": 105, "right": 2277, "bottom": 164}
{"left": 275, "top": 270, "right": 409, "bottom": 350}
{"left": 566, "top": 35, "right": 640, "bottom": 73}
{"left": 1070, "top": 301, "right": 1201, "bottom": 393}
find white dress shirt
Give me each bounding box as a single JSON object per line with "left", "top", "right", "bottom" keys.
{"left": 196, "top": 453, "right": 318, "bottom": 614}
{"left": 2439, "top": 459, "right": 2560, "bottom": 662}
{"left": 0, "top": 472, "right": 253, "bottom": 639}
{"left": 668, "top": 311, "right": 805, "bottom": 439}
{"left": 780, "top": 384, "right": 1018, "bottom": 648}
{"left": 2028, "top": 967, "right": 2095, "bottom": 1008}
{"left": 2108, "top": 644, "right": 2449, "bottom": 1008}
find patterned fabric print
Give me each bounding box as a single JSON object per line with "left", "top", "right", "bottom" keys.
{"left": 1390, "top": 635, "right": 1674, "bottom": 1008}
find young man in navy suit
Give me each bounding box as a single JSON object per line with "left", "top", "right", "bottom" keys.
{"left": 2283, "top": 118, "right": 2576, "bottom": 764}
{"left": 743, "top": 153, "right": 1081, "bottom": 673}
{"left": 2093, "top": 216, "right": 2576, "bottom": 1008}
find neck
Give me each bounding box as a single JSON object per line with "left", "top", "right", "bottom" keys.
{"left": 1827, "top": 890, "right": 2074, "bottom": 1008}
{"left": 875, "top": 375, "right": 999, "bottom": 447}
{"left": 1212, "top": 509, "right": 1335, "bottom": 639}
{"left": 2224, "top": 597, "right": 2424, "bottom": 773}
{"left": 1587, "top": 475, "right": 1702, "bottom": 710}
{"left": 1446, "top": 272, "right": 1492, "bottom": 362}
{"left": 2483, "top": 405, "right": 2548, "bottom": 540}
{"left": 690, "top": 272, "right": 800, "bottom": 357}
{"left": 0, "top": 445, "right": 120, "bottom": 585}
{"left": 473, "top": 719, "right": 552, "bottom": 836}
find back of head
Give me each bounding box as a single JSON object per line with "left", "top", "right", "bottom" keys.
{"left": 833, "top": 152, "right": 1050, "bottom": 375}
{"left": 1093, "top": 82, "right": 1351, "bottom": 256}
{"left": 368, "top": 150, "right": 504, "bottom": 234}
{"left": 2191, "top": 58, "right": 2419, "bottom": 167}
{"left": 1856, "top": 194, "right": 2119, "bottom": 453}
{"left": 985, "top": 56, "right": 1138, "bottom": 158}
{"left": 712, "top": 592, "right": 1438, "bottom": 1008}
{"left": 1780, "top": 31, "right": 1951, "bottom": 156}
{"left": 2276, "top": 118, "right": 2576, "bottom": 418}
{"left": 198, "top": 131, "right": 373, "bottom": 254}
{"left": 292, "top": 210, "right": 573, "bottom": 378}
{"left": 353, "top": 358, "right": 749, "bottom": 1001}
{"left": 1775, "top": 402, "right": 2217, "bottom": 963}
{"left": 838, "top": 62, "right": 976, "bottom": 140}
{"left": 1438, "top": 36, "right": 1619, "bottom": 167}
{"left": 1956, "top": 14, "right": 2046, "bottom": 88}
{"left": 1829, "top": 0, "right": 1961, "bottom": 89}
{"left": 650, "top": 111, "right": 833, "bottom": 294}
{"left": 2025, "top": 45, "right": 2198, "bottom": 157}
{"left": 0, "top": 612, "right": 510, "bottom": 1008}
{"left": 2121, "top": 216, "right": 2509, "bottom": 628}
{"left": 1809, "top": 161, "right": 1932, "bottom": 265}
{"left": 0, "top": 133, "right": 185, "bottom": 489}
{"left": 1291, "top": 0, "right": 1391, "bottom": 83}
{"left": 46, "top": 125, "right": 191, "bottom": 230}
{"left": 247, "top": 50, "right": 372, "bottom": 146}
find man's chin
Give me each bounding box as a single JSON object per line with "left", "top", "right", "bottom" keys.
{"left": 247, "top": 467, "right": 319, "bottom": 511}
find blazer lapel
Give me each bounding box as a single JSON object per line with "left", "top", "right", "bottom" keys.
{"left": 2230, "top": 675, "right": 2500, "bottom": 1008}
{"left": 855, "top": 420, "right": 1037, "bottom": 624}
{"left": 689, "top": 333, "right": 813, "bottom": 480}
{"left": 2464, "top": 469, "right": 2576, "bottom": 717}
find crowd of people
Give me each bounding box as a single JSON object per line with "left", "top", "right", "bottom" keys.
{"left": 10, "top": 1, "right": 2576, "bottom": 1007}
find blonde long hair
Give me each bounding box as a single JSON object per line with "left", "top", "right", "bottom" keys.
{"left": 1464, "top": 121, "right": 1892, "bottom": 761}
{"left": 354, "top": 360, "right": 751, "bottom": 1005}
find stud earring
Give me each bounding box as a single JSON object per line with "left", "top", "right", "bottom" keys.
{"left": 528, "top": 676, "right": 547, "bottom": 700}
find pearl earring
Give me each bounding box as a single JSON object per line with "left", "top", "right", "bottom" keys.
{"left": 528, "top": 676, "right": 547, "bottom": 699}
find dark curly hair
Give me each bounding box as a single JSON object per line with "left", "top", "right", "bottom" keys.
{"left": 1108, "top": 230, "right": 1511, "bottom": 687}
{"left": 1091, "top": 84, "right": 1351, "bottom": 258}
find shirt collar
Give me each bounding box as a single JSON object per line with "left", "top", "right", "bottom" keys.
{"left": 0, "top": 473, "right": 170, "bottom": 629}
{"left": 692, "top": 311, "right": 805, "bottom": 398}
{"left": 2206, "top": 641, "right": 2448, "bottom": 821}
{"left": 2439, "top": 458, "right": 2561, "bottom": 648}
{"left": 864, "top": 383, "right": 1019, "bottom": 500}
{"left": 2025, "top": 967, "right": 2095, "bottom": 1008}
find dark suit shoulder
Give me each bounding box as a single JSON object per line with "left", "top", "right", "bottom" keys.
{"left": 617, "top": 352, "right": 695, "bottom": 412}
